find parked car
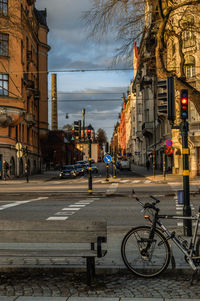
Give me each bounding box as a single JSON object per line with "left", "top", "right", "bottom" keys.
{"left": 74, "top": 164, "right": 86, "bottom": 176}
{"left": 85, "top": 163, "right": 98, "bottom": 174}
{"left": 59, "top": 165, "right": 77, "bottom": 179}
{"left": 120, "top": 159, "right": 131, "bottom": 170}
{"left": 116, "top": 160, "right": 121, "bottom": 169}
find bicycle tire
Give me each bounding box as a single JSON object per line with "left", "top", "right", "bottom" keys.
{"left": 121, "top": 226, "right": 171, "bottom": 277}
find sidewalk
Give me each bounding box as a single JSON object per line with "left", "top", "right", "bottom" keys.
{"left": 131, "top": 163, "right": 200, "bottom": 185}
{"left": 0, "top": 268, "right": 200, "bottom": 300}
{"left": 0, "top": 170, "right": 59, "bottom": 185}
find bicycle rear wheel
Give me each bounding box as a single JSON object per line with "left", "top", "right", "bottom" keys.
{"left": 121, "top": 226, "right": 170, "bottom": 277}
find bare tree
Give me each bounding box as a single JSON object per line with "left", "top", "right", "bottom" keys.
{"left": 96, "top": 128, "right": 107, "bottom": 147}
{"left": 84, "top": 0, "right": 200, "bottom": 114}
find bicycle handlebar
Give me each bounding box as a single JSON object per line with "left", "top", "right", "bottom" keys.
{"left": 135, "top": 196, "right": 160, "bottom": 212}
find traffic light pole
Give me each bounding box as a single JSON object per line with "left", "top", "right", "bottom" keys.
{"left": 180, "top": 120, "right": 192, "bottom": 236}
{"left": 113, "top": 152, "right": 116, "bottom": 178}
{"left": 88, "top": 137, "right": 92, "bottom": 195}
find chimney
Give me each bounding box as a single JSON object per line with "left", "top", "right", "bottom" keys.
{"left": 51, "top": 73, "right": 58, "bottom": 130}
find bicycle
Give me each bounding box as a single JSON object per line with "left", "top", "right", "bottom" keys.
{"left": 121, "top": 195, "right": 200, "bottom": 283}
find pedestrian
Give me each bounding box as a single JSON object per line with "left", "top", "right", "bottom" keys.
{"left": 3, "top": 160, "right": 10, "bottom": 180}
{"left": 146, "top": 159, "right": 150, "bottom": 170}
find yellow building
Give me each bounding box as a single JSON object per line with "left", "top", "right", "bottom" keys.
{"left": 0, "top": 0, "right": 50, "bottom": 177}
{"left": 166, "top": 8, "right": 200, "bottom": 177}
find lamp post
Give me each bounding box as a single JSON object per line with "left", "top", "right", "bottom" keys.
{"left": 87, "top": 125, "right": 92, "bottom": 195}
{"left": 24, "top": 146, "right": 29, "bottom": 183}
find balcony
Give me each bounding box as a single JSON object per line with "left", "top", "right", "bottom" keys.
{"left": 158, "top": 104, "right": 167, "bottom": 115}
{"left": 142, "top": 122, "right": 154, "bottom": 136}
{"left": 0, "top": 107, "right": 24, "bottom": 127}
{"left": 25, "top": 113, "right": 36, "bottom": 127}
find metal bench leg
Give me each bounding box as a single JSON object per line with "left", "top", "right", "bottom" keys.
{"left": 86, "top": 257, "right": 95, "bottom": 285}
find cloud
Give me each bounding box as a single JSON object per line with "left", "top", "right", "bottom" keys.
{"left": 36, "top": 0, "right": 133, "bottom": 140}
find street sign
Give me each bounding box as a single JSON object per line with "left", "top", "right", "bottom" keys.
{"left": 17, "top": 150, "right": 23, "bottom": 158}
{"left": 165, "top": 139, "right": 173, "bottom": 148}
{"left": 104, "top": 154, "right": 112, "bottom": 164}
{"left": 16, "top": 142, "right": 22, "bottom": 151}
{"left": 165, "top": 147, "right": 173, "bottom": 155}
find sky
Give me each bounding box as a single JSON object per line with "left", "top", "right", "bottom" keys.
{"left": 36, "top": 0, "right": 133, "bottom": 141}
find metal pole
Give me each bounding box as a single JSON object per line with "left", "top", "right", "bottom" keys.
{"left": 88, "top": 138, "right": 92, "bottom": 194}
{"left": 153, "top": 151, "right": 155, "bottom": 178}
{"left": 106, "top": 164, "right": 109, "bottom": 181}
{"left": 82, "top": 108, "right": 85, "bottom": 141}
{"left": 163, "top": 152, "right": 166, "bottom": 181}
{"left": 24, "top": 147, "right": 29, "bottom": 183}
{"left": 180, "top": 120, "right": 192, "bottom": 236}
{"left": 113, "top": 151, "right": 116, "bottom": 178}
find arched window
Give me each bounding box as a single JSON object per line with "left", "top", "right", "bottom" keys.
{"left": 19, "top": 158, "right": 23, "bottom": 176}
{"left": 9, "top": 157, "right": 15, "bottom": 176}
{"left": 182, "top": 31, "right": 195, "bottom": 48}
{"left": 185, "top": 55, "right": 196, "bottom": 78}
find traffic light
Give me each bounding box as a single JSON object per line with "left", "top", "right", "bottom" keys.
{"left": 87, "top": 125, "right": 92, "bottom": 139}
{"left": 73, "top": 121, "right": 79, "bottom": 138}
{"left": 180, "top": 89, "right": 188, "bottom": 120}
{"left": 167, "top": 77, "right": 175, "bottom": 122}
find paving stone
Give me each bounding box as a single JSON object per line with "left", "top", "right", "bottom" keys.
{"left": 17, "top": 297, "right": 67, "bottom": 301}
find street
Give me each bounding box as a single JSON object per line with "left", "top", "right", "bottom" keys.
{"left": 0, "top": 165, "right": 199, "bottom": 299}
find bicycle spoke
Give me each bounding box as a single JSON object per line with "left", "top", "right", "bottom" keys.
{"left": 121, "top": 226, "right": 170, "bottom": 277}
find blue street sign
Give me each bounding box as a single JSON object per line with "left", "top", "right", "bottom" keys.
{"left": 165, "top": 139, "right": 173, "bottom": 148}
{"left": 104, "top": 154, "right": 112, "bottom": 164}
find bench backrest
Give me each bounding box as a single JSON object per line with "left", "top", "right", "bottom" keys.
{"left": 0, "top": 220, "right": 107, "bottom": 243}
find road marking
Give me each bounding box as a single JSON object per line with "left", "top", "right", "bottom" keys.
{"left": 62, "top": 208, "right": 80, "bottom": 211}
{"left": 106, "top": 183, "right": 118, "bottom": 194}
{"left": 175, "top": 195, "right": 194, "bottom": 227}
{"left": 121, "top": 180, "right": 129, "bottom": 183}
{"left": 47, "top": 217, "right": 68, "bottom": 220}
{"left": 0, "top": 197, "right": 48, "bottom": 211}
{"left": 46, "top": 198, "right": 96, "bottom": 221}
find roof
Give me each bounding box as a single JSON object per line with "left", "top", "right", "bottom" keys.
{"left": 34, "top": 7, "right": 48, "bottom": 27}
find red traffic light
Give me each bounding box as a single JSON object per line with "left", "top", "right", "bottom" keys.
{"left": 181, "top": 98, "right": 188, "bottom": 105}
{"left": 180, "top": 89, "right": 188, "bottom": 119}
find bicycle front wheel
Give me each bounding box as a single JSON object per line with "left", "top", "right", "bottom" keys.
{"left": 121, "top": 226, "right": 170, "bottom": 277}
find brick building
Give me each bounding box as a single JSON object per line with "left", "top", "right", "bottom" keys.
{"left": 0, "top": 0, "right": 50, "bottom": 177}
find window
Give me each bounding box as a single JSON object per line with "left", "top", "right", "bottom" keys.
{"left": 185, "top": 65, "right": 196, "bottom": 78}
{"left": 0, "top": 0, "right": 8, "bottom": 16}
{"left": 172, "top": 42, "right": 176, "bottom": 56}
{"left": 0, "top": 73, "right": 8, "bottom": 95}
{"left": 21, "top": 40, "right": 23, "bottom": 63}
{"left": 183, "top": 31, "right": 195, "bottom": 48}
{"left": 185, "top": 55, "right": 196, "bottom": 78}
{"left": 0, "top": 33, "right": 8, "bottom": 56}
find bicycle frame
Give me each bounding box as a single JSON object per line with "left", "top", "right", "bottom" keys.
{"left": 154, "top": 213, "right": 200, "bottom": 270}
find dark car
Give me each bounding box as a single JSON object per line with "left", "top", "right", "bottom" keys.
{"left": 74, "top": 164, "right": 86, "bottom": 176}
{"left": 75, "top": 161, "right": 88, "bottom": 172}
{"left": 85, "top": 163, "right": 98, "bottom": 174}
{"left": 59, "top": 165, "right": 77, "bottom": 179}
{"left": 116, "top": 160, "right": 121, "bottom": 169}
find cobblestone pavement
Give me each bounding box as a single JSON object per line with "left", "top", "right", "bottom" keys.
{"left": 0, "top": 269, "right": 200, "bottom": 299}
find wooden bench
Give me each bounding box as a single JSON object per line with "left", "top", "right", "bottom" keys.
{"left": 0, "top": 220, "right": 107, "bottom": 285}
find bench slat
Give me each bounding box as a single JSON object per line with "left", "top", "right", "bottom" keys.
{"left": 0, "top": 249, "right": 107, "bottom": 257}
{"left": 0, "top": 220, "right": 107, "bottom": 243}
{"left": 0, "top": 220, "right": 106, "bottom": 231}
{"left": 0, "top": 231, "right": 106, "bottom": 243}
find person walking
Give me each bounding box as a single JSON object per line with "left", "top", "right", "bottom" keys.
{"left": 146, "top": 159, "right": 150, "bottom": 170}
{"left": 3, "top": 160, "right": 10, "bottom": 180}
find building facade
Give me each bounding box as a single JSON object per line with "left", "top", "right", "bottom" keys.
{"left": 0, "top": 0, "right": 50, "bottom": 178}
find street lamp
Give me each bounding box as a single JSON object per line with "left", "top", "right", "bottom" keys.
{"left": 87, "top": 125, "right": 92, "bottom": 195}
